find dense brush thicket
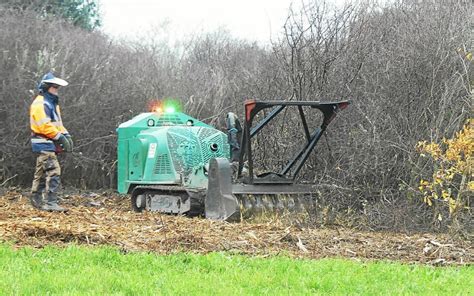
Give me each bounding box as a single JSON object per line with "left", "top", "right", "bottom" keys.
{"left": 0, "top": 0, "right": 471, "bottom": 232}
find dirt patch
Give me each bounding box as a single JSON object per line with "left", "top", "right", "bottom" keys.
{"left": 0, "top": 190, "right": 472, "bottom": 265}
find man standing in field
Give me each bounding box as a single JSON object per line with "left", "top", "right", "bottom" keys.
{"left": 29, "top": 72, "right": 73, "bottom": 212}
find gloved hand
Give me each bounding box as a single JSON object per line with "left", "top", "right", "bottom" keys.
{"left": 57, "top": 134, "right": 72, "bottom": 152}
{"left": 65, "top": 134, "right": 73, "bottom": 152}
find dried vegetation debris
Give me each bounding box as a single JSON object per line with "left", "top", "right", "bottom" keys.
{"left": 0, "top": 190, "right": 472, "bottom": 265}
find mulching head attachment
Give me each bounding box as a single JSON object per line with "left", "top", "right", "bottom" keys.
{"left": 206, "top": 100, "right": 350, "bottom": 221}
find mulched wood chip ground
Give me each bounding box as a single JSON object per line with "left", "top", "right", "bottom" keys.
{"left": 0, "top": 190, "right": 472, "bottom": 265}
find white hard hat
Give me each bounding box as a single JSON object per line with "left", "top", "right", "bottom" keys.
{"left": 40, "top": 72, "right": 69, "bottom": 87}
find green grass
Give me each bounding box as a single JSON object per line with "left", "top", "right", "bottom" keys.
{"left": 0, "top": 244, "right": 472, "bottom": 295}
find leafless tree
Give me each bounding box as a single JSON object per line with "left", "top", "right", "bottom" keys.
{"left": 0, "top": 0, "right": 471, "bottom": 231}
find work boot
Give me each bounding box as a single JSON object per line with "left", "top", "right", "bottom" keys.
{"left": 29, "top": 192, "right": 43, "bottom": 209}
{"left": 41, "top": 203, "right": 68, "bottom": 212}
{"left": 41, "top": 193, "right": 68, "bottom": 212}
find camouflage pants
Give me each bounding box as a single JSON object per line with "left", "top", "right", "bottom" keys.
{"left": 31, "top": 151, "right": 61, "bottom": 195}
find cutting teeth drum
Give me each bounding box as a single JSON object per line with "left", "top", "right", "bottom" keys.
{"left": 237, "top": 194, "right": 316, "bottom": 219}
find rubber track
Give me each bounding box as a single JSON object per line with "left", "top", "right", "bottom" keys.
{"left": 131, "top": 185, "right": 206, "bottom": 216}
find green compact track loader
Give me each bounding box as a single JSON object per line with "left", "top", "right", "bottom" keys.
{"left": 117, "top": 100, "right": 349, "bottom": 221}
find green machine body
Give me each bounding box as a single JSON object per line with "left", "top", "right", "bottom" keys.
{"left": 117, "top": 111, "right": 230, "bottom": 197}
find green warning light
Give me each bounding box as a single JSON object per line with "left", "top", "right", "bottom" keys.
{"left": 165, "top": 106, "right": 176, "bottom": 114}
{"left": 162, "top": 99, "right": 181, "bottom": 114}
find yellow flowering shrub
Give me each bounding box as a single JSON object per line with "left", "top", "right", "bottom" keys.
{"left": 417, "top": 119, "right": 473, "bottom": 220}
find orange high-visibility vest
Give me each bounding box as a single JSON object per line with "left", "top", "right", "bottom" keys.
{"left": 30, "top": 94, "right": 68, "bottom": 152}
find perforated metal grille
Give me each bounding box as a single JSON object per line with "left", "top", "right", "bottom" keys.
{"left": 167, "top": 127, "right": 230, "bottom": 171}
{"left": 196, "top": 128, "right": 231, "bottom": 164}
{"left": 154, "top": 154, "right": 172, "bottom": 175}
{"left": 167, "top": 129, "right": 200, "bottom": 170}
{"left": 197, "top": 127, "right": 216, "bottom": 140}
{"left": 200, "top": 133, "right": 229, "bottom": 163}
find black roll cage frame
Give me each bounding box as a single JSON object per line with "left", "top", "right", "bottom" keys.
{"left": 237, "top": 100, "right": 350, "bottom": 185}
